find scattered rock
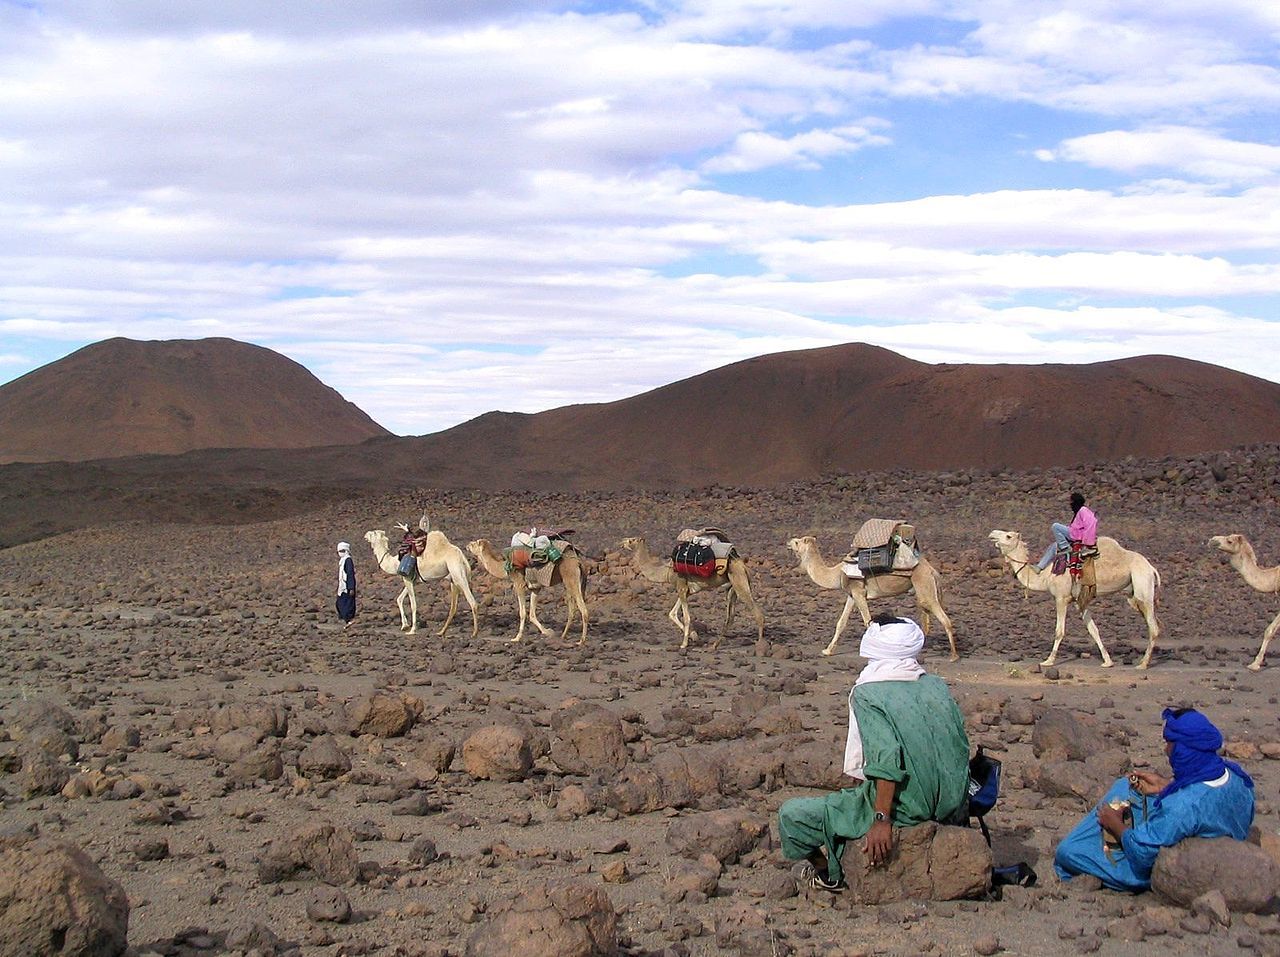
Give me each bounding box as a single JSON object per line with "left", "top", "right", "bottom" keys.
{"left": 346, "top": 692, "right": 423, "bottom": 738}
{"left": 298, "top": 734, "right": 352, "bottom": 780}
{"left": 259, "top": 822, "right": 359, "bottom": 886}
{"left": 665, "top": 809, "right": 769, "bottom": 864}
{"left": 551, "top": 703, "right": 628, "bottom": 776}
{"left": 0, "top": 835, "right": 129, "bottom": 957}
{"left": 462, "top": 723, "right": 534, "bottom": 782}
{"left": 839, "top": 822, "right": 991, "bottom": 903}
{"left": 306, "top": 886, "right": 353, "bottom": 923}
{"left": 1153, "top": 837, "right": 1280, "bottom": 913}
{"left": 465, "top": 878, "right": 618, "bottom": 957}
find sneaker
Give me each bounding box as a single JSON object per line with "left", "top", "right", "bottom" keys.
{"left": 791, "top": 861, "right": 844, "bottom": 892}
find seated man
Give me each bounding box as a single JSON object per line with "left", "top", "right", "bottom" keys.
{"left": 1036, "top": 491, "right": 1097, "bottom": 571}
{"left": 1054, "top": 707, "right": 1255, "bottom": 892}
{"left": 778, "top": 614, "right": 971, "bottom": 890}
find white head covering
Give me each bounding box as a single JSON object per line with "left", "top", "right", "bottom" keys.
{"left": 337, "top": 542, "right": 351, "bottom": 553}
{"left": 859, "top": 617, "right": 925, "bottom": 665}
{"left": 843, "top": 617, "right": 927, "bottom": 779}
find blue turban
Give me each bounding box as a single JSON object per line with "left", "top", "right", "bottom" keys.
{"left": 1158, "top": 708, "right": 1253, "bottom": 804}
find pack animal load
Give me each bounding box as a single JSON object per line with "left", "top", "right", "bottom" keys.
{"left": 505, "top": 528, "right": 575, "bottom": 587}
{"left": 671, "top": 527, "right": 735, "bottom": 578}
{"left": 841, "top": 519, "right": 921, "bottom": 578}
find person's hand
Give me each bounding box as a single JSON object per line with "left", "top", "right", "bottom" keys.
{"left": 1096, "top": 803, "right": 1126, "bottom": 839}
{"left": 1129, "top": 771, "right": 1168, "bottom": 796}
{"left": 862, "top": 820, "right": 893, "bottom": 866}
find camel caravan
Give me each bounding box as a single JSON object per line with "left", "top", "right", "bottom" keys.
{"left": 357, "top": 510, "right": 1277, "bottom": 671}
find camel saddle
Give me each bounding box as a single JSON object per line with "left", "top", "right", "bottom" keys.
{"left": 846, "top": 519, "right": 920, "bottom": 576}
{"left": 524, "top": 542, "right": 577, "bottom": 588}
{"left": 676, "top": 527, "right": 736, "bottom": 559}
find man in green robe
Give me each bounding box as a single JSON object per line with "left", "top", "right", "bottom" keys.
{"left": 778, "top": 614, "right": 971, "bottom": 890}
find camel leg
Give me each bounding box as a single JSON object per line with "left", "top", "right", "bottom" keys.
{"left": 437, "top": 582, "right": 460, "bottom": 638}
{"left": 1132, "top": 599, "right": 1160, "bottom": 670}
{"left": 571, "top": 575, "right": 589, "bottom": 646}
{"left": 510, "top": 581, "right": 529, "bottom": 643}
{"left": 402, "top": 582, "right": 419, "bottom": 635}
{"left": 1249, "top": 611, "right": 1280, "bottom": 671}
{"left": 824, "top": 588, "right": 871, "bottom": 657}
{"left": 456, "top": 568, "right": 480, "bottom": 639}
{"left": 528, "top": 590, "right": 554, "bottom": 638}
{"left": 723, "top": 588, "right": 736, "bottom": 636}
{"left": 1078, "top": 606, "right": 1115, "bottom": 668}
{"left": 1042, "top": 597, "right": 1070, "bottom": 667}
{"left": 716, "top": 569, "right": 763, "bottom": 650}
{"left": 667, "top": 595, "right": 696, "bottom": 648}
{"left": 822, "top": 595, "right": 857, "bottom": 656}
{"left": 921, "top": 600, "right": 958, "bottom": 662}
{"left": 396, "top": 585, "right": 410, "bottom": 632}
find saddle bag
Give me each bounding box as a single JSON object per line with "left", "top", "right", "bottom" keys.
{"left": 672, "top": 541, "right": 717, "bottom": 578}
{"left": 856, "top": 544, "right": 894, "bottom": 574}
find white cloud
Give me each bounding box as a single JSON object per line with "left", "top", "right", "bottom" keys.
{"left": 0, "top": 2, "right": 1277, "bottom": 435}
{"left": 1040, "top": 127, "right": 1280, "bottom": 185}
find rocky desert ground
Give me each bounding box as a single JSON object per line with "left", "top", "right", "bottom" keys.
{"left": 2, "top": 445, "right": 1279, "bottom": 957}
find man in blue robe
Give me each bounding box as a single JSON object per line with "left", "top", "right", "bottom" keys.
{"left": 1054, "top": 707, "right": 1254, "bottom": 891}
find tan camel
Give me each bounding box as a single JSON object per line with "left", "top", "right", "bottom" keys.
{"left": 619, "top": 536, "right": 764, "bottom": 650}
{"left": 988, "top": 530, "right": 1161, "bottom": 669}
{"left": 467, "top": 539, "right": 589, "bottom": 645}
{"left": 1209, "top": 534, "right": 1280, "bottom": 671}
{"left": 363, "top": 520, "right": 479, "bottom": 638}
{"left": 786, "top": 536, "right": 958, "bottom": 660}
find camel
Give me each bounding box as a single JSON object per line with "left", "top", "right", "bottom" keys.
{"left": 619, "top": 536, "right": 764, "bottom": 651}
{"left": 363, "top": 517, "right": 479, "bottom": 639}
{"left": 786, "top": 536, "right": 958, "bottom": 660}
{"left": 1209, "top": 534, "right": 1280, "bottom": 671}
{"left": 987, "top": 530, "right": 1161, "bottom": 669}
{"left": 467, "top": 538, "right": 589, "bottom": 645}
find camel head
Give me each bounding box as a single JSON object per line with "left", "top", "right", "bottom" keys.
{"left": 786, "top": 536, "right": 815, "bottom": 557}
{"left": 466, "top": 539, "right": 488, "bottom": 558}
{"left": 619, "top": 537, "right": 642, "bottom": 552}
{"left": 364, "top": 529, "right": 388, "bottom": 548}
{"left": 1209, "top": 534, "right": 1247, "bottom": 557}
{"left": 987, "top": 529, "right": 1024, "bottom": 557}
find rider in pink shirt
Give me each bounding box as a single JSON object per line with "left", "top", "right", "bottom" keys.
{"left": 1037, "top": 492, "right": 1097, "bottom": 570}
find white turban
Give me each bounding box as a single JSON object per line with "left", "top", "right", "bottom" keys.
{"left": 843, "top": 617, "right": 926, "bottom": 779}
{"left": 859, "top": 617, "right": 925, "bottom": 664}
{"left": 336, "top": 542, "right": 351, "bottom": 553}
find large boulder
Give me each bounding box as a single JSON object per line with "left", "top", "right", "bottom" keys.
{"left": 1031, "top": 709, "right": 1107, "bottom": 761}
{"left": 298, "top": 734, "right": 352, "bottom": 780}
{"left": 0, "top": 835, "right": 130, "bottom": 957}
{"left": 666, "top": 809, "right": 770, "bottom": 864}
{"left": 209, "top": 701, "right": 289, "bottom": 737}
{"left": 258, "top": 822, "right": 359, "bottom": 886}
{"left": 1152, "top": 837, "right": 1280, "bottom": 914}
{"left": 783, "top": 741, "right": 845, "bottom": 790}
{"left": 18, "top": 750, "right": 71, "bottom": 797}
{"left": 838, "top": 822, "right": 991, "bottom": 903}
{"left": 551, "top": 703, "right": 628, "bottom": 777}
{"left": 345, "top": 692, "right": 423, "bottom": 738}
{"left": 463, "top": 724, "right": 534, "bottom": 782}
{"left": 465, "top": 878, "right": 617, "bottom": 957}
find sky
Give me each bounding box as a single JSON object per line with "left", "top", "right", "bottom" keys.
{"left": 1, "top": 1, "right": 1278, "bottom": 436}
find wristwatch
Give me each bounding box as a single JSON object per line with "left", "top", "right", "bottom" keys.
{"left": 873, "top": 811, "right": 888, "bottom": 823}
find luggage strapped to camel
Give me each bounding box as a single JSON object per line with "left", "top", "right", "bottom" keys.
{"left": 672, "top": 527, "right": 735, "bottom": 578}
{"left": 841, "top": 519, "right": 921, "bottom": 578}
{"left": 504, "top": 528, "right": 576, "bottom": 587}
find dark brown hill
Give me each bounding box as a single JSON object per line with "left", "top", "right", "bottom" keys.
{"left": 406, "top": 344, "right": 1280, "bottom": 485}
{"left": 2, "top": 342, "right": 1280, "bottom": 545}
{"left": 0, "top": 337, "right": 389, "bottom": 463}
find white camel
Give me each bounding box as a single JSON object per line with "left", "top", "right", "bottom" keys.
{"left": 786, "top": 536, "right": 958, "bottom": 660}
{"left": 363, "top": 516, "right": 478, "bottom": 638}
{"left": 619, "top": 536, "right": 764, "bottom": 651}
{"left": 1209, "top": 534, "right": 1280, "bottom": 671}
{"left": 988, "top": 529, "right": 1161, "bottom": 669}
{"left": 467, "top": 538, "right": 590, "bottom": 645}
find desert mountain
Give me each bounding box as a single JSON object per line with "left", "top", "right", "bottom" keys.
{"left": 3, "top": 341, "right": 1280, "bottom": 545}
{"left": 0, "top": 337, "right": 389, "bottom": 463}
{"left": 400, "top": 344, "right": 1280, "bottom": 486}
